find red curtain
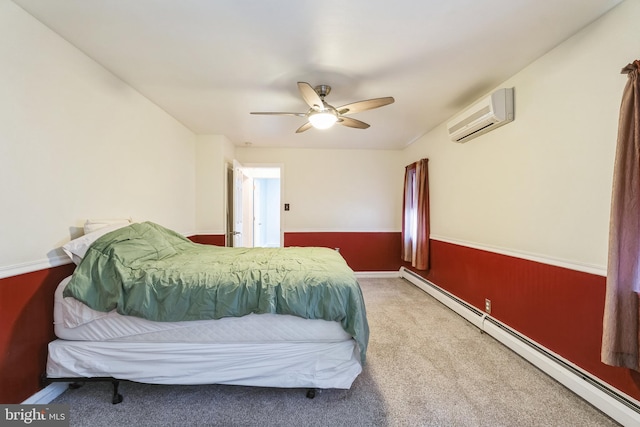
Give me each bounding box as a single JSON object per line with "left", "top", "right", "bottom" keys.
{"left": 602, "top": 60, "right": 640, "bottom": 371}
{"left": 401, "top": 158, "right": 430, "bottom": 270}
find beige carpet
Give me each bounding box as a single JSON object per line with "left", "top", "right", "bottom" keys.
{"left": 52, "top": 277, "right": 619, "bottom": 426}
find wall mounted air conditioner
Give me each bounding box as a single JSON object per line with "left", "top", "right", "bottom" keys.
{"left": 447, "top": 88, "right": 514, "bottom": 143}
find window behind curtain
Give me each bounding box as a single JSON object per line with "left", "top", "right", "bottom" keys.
{"left": 402, "top": 159, "right": 429, "bottom": 270}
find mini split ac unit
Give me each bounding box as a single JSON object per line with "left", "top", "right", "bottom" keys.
{"left": 447, "top": 88, "right": 514, "bottom": 143}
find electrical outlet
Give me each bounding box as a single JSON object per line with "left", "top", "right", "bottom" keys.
{"left": 485, "top": 298, "right": 491, "bottom": 314}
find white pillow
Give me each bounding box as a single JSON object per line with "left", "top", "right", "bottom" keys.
{"left": 62, "top": 222, "right": 130, "bottom": 265}
{"left": 84, "top": 218, "right": 131, "bottom": 234}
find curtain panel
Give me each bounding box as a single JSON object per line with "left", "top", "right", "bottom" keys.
{"left": 401, "top": 158, "right": 430, "bottom": 270}
{"left": 602, "top": 60, "right": 640, "bottom": 372}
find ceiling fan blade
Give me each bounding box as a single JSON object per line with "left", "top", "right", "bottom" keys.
{"left": 295, "top": 122, "right": 313, "bottom": 133}
{"left": 336, "top": 97, "right": 395, "bottom": 115}
{"left": 297, "top": 82, "right": 323, "bottom": 110}
{"left": 338, "top": 117, "right": 370, "bottom": 129}
{"left": 250, "top": 112, "right": 307, "bottom": 117}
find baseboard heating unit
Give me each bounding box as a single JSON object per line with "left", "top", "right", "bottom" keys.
{"left": 400, "top": 267, "right": 640, "bottom": 427}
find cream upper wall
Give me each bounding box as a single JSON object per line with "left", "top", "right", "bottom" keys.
{"left": 0, "top": 1, "right": 196, "bottom": 274}
{"left": 402, "top": 0, "right": 638, "bottom": 273}
{"left": 195, "top": 134, "right": 235, "bottom": 234}
{"left": 236, "top": 147, "right": 404, "bottom": 232}
{"left": 3, "top": 0, "right": 634, "bottom": 275}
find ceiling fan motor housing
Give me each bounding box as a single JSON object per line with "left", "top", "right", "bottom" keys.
{"left": 315, "top": 85, "right": 332, "bottom": 98}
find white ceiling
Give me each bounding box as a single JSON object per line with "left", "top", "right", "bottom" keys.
{"left": 13, "top": 0, "right": 623, "bottom": 150}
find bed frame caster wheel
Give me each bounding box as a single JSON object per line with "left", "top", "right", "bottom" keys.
{"left": 306, "top": 389, "right": 316, "bottom": 399}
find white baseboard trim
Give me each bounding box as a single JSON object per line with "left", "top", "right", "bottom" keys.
{"left": 22, "top": 383, "right": 69, "bottom": 404}
{"left": 400, "top": 267, "right": 640, "bottom": 427}
{"left": 355, "top": 271, "right": 401, "bottom": 279}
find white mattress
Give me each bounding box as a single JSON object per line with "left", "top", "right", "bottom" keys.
{"left": 54, "top": 276, "right": 352, "bottom": 343}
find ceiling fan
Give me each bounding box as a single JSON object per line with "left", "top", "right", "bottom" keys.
{"left": 250, "top": 82, "right": 395, "bottom": 133}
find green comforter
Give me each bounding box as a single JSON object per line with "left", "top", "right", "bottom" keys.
{"left": 64, "top": 222, "right": 369, "bottom": 362}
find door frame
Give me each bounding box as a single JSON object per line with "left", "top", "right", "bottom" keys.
{"left": 227, "top": 161, "right": 283, "bottom": 247}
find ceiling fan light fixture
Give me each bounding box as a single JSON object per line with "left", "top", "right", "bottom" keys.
{"left": 308, "top": 110, "right": 338, "bottom": 129}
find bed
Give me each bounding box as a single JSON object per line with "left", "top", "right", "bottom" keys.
{"left": 45, "top": 221, "right": 369, "bottom": 402}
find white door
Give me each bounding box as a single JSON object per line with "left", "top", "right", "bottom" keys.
{"left": 253, "top": 179, "right": 264, "bottom": 247}
{"left": 229, "top": 163, "right": 282, "bottom": 247}
{"left": 232, "top": 160, "right": 244, "bottom": 247}
{"left": 253, "top": 177, "right": 281, "bottom": 247}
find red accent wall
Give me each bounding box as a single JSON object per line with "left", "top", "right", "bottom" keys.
{"left": 4, "top": 234, "right": 638, "bottom": 405}
{"left": 409, "top": 239, "right": 640, "bottom": 401}
{"left": 0, "top": 264, "right": 75, "bottom": 403}
{"left": 284, "top": 232, "right": 402, "bottom": 272}
{"left": 188, "top": 234, "right": 226, "bottom": 246}
{"left": 189, "top": 232, "right": 403, "bottom": 272}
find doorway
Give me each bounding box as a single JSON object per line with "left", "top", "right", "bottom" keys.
{"left": 227, "top": 162, "right": 282, "bottom": 247}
